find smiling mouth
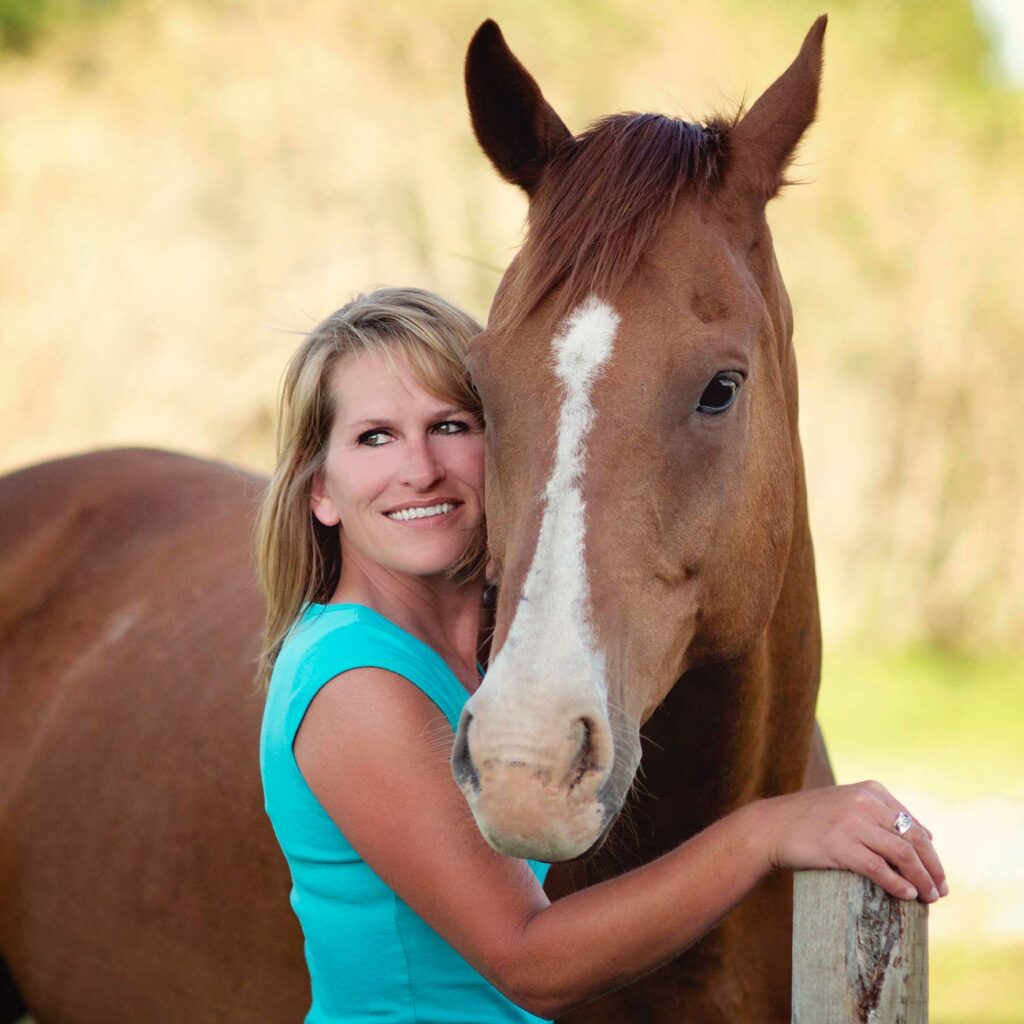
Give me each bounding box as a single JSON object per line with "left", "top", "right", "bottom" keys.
{"left": 385, "top": 501, "right": 460, "bottom": 522}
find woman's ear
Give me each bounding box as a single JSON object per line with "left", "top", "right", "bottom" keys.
{"left": 310, "top": 470, "right": 341, "bottom": 527}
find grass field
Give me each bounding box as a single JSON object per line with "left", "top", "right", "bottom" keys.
{"left": 819, "top": 646, "right": 1023, "bottom": 798}
{"left": 818, "top": 647, "right": 1024, "bottom": 1024}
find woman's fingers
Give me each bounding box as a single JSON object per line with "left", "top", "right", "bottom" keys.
{"left": 767, "top": 784, "right": 950, "bottom": 904}
{"left": 866, "top": 826, "right": 942, "bottom": 902}
{"left": 858, "top": 780, "right": 920, "bottom": 822}
{"left": 882, "top": 816, "right": 947, "bottom": 898}
{"left": 853, "top": 782, "right": 944, "bottom": 893}
{"left": 911, "top": 825, "right": 947, "bottom": 893}
{"left": 853, "top": 844, "right": 920, "bottom": 901}
{"left": 859, "top": 780, "right": 933, "bottom": 838}
{"left": 857, "top": 785, "right": 948, "bottom": 898}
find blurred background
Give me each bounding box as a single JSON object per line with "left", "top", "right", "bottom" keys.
{"left": 1, "top": 0, "right": 1021, "bottom": 1020}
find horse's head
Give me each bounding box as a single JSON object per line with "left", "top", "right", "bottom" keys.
{"left": 453, "top": 18, "right": 826, "bottom": 861}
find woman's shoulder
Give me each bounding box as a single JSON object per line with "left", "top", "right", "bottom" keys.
{"left": 267, "top": 603, "right": 468, "bottom": 735}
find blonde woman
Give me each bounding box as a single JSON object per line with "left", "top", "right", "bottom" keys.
{"left": 256, "top": 287, "right": 946, "bottom": 1024}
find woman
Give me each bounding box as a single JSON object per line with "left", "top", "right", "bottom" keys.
{"left": 257, "top": 286, "right": 946, "bottom": 1024}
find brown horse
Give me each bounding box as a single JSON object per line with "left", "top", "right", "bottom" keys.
{"left": 0, "top": 18, "right": 832, "bottom": 1024}
{"left": 0, "top": 449, "right": 309, "bottom": 1023}
{"left": 453, "top": 16, "right": 833, "bottom": 1021}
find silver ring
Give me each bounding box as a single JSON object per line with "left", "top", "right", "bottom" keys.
{"left": 893, "top": 810, "right": 914, "bottom": 835}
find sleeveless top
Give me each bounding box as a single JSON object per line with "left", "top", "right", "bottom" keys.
{"left": 259, "top": 602, "right": 553, "bottom": 1024}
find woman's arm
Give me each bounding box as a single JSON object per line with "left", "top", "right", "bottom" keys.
{"left": 492, "top": 785, "right": 943, "bottom": 1017}
{"left": 295, "top": 669, "right": 945, "bottom": 1020}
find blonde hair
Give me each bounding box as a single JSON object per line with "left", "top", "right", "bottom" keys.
{"left": 254, "top": 286, "right": 485, "bottom": 688}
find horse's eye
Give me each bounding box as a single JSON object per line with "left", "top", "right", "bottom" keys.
{"left": 696, "top": 373, "right": 741, "bottom": 415}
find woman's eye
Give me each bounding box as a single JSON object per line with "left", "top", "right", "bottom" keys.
{"left": 357, "top": 430, "right": 393, "bottom": 447}
{"left": 696, "top": 374, "right": 741, "bottom": 415}
{"left": 433, "top": 420, "right": 469, "bottom": 435}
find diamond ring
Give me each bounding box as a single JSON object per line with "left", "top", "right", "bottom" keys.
{"left": 893, "top": 810, "right": 914, "bottom": 835}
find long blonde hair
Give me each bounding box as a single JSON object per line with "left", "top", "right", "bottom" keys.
{"left": 254, "top": 287, "right": 485, "bottom": 688}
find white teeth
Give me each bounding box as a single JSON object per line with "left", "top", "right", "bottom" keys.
{"left": 386, "top": 502, "right": 456, "bottom": 522}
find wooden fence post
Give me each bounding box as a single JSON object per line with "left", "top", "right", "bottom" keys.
{"left": 792, "top": 870, "right": 928, "bottom": 1023}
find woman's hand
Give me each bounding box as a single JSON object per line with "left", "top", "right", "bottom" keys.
{"left": 757, "top": 781, "right": 948, "bottom": 903}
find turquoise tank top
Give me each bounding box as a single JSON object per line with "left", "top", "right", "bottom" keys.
{"left": 259, "top": 602, "right": 552, "bottom": 1024}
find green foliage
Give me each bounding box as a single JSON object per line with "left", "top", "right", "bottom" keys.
{"left": 819, "top": 646, "right": 1024, "bottom": 796}
{"left": 889, "top": 0, "right": 995, "bottom": 87}
{"left": 824, "top": 0, "right": 997, "bottom": 89}
{"left": 0, "top": 0, "right": 120, "bottom": 54}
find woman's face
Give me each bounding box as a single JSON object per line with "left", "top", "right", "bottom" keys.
{"left": 311, "top": 349, "right": 484, "bottom": 581}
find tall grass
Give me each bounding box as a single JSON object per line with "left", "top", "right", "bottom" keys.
{"left": 0, "top": 0, "right": 1021, "bottom": 652}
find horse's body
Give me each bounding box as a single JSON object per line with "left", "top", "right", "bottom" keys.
{"left": 0, "top": 450, "right": 308, "bottom": 1023}
{"left": 1, "top": 18, "right": 834, "bottom": 1024}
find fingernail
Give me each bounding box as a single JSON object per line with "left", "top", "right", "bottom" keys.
{"left": 939, "top": 880, "right": 949, "bottom": 897}
{"left": 905, "top": 886, "right": 918, "bottom": 900}
{"left": 928, "top": 886, "right": 939, "bottom": 902}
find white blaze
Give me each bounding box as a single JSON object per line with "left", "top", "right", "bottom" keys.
{"left": 487, "top": 295, "right": 620, "bottom": 709}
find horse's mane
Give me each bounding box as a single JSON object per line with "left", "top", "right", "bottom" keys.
{"left": 497, "top": 111, "right": 737, "bottom": 327}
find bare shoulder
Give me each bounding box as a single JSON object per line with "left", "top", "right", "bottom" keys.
{"left": 292, "top": 664, "right": 474, "bottom": 884}
{"left": 294, "top": 666, "right": 461, "bottom": 831}
{"left": 295, "top": 666, "right": 450, "bottom": 773}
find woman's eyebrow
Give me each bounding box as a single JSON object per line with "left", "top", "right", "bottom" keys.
{"left": 347, "top": 417, "right": 396, "bottom": 430}
{"left": 431, "top": 406, "right": 470, "bottom": 420}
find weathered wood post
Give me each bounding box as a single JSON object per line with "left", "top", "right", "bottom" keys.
{"left": 792, "top": 870, "right": 928, "bottom": 1023}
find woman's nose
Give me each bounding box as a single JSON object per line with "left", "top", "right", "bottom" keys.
{"left": 401, "top": 439, "right": 444, "bottom": 488}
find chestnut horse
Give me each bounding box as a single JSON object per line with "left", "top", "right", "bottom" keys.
{"left": 0, "top": 19, "right": 831, "bottom": 1024}
{"left": 454, "top": 17, "right": 833, "bottom": 1020}
{"left": 0, "top": 450, "right": 309, "bottom": 1023}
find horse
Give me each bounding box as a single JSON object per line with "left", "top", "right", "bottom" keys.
{"left": 0, "top": 449, "right": 309, "bottom": 1022}
{"left": 0, "top": 18, "right": 832, "bottom": 1024}
{"left": 452, "top": 17, "right": 833, "bottom": 1021}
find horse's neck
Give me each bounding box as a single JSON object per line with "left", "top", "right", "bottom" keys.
{"left": 670, "top": 470, "right": 818, "bottom": 819}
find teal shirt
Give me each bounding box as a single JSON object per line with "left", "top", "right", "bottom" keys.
{"left": 259, "top": 603, "right": 552, "bottom": 1024}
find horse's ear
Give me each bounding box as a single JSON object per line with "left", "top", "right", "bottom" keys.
{"left": 728, "top": 15, "right": 827, "bottom": 202}
{"left": 465, "top": 20, "right": 573, "bottom": 196}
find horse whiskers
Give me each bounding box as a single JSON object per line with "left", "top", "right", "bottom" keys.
{"left": 420, "top": 718, "right": 456, "bottom": 740}
{"left": 593, "top": 810, "right": 642, "bottom": 879}
{"left": 417, "top": 719, "right": 459, "bottom": 764}
{"left": 638, "top": 727, "right": 664, "bottom": 753}
{"left": 615, "top": 802, "right": 642, "bottom": 849}
{"left": 627, "top": 773, "right": 656, "bottom": 804}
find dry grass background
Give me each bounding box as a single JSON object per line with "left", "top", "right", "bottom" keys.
{"left": 2, "top": 0, "right": 1021, "bottom": 653}
{"left": 2, "top": 3, "right": 1023, "bottom": 1020}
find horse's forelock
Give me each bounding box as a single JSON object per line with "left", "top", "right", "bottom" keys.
{"left": 497, "top": 111, "right": 738, "bottom": 329}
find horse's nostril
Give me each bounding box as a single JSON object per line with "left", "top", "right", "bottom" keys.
{"left": 451, "top": 710, "right": 480, "bottom": 795}
{"left": 565, "top": 716, "right": 600, "bottom": 792}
